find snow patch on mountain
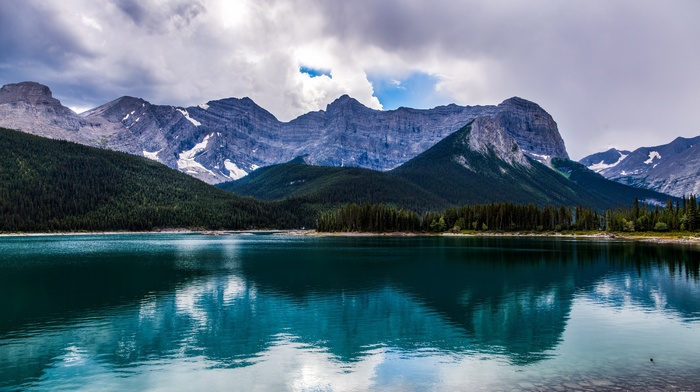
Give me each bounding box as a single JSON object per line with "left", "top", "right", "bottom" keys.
{"left": 224, "top": 160, "right": 248, "bottom": 180}
{"left": 143, "top": 149, "right": 161, "bottom": 161}
{"left": 177, "top": 134, "right": 213, "bottom": 174}
{"left": 176, "top": 108, "right": 201, "bottom": 127}
{"left": 198, "top": 103, "right": 209, "bottom": 110}
{"left": 644, "top": 151, "right": 661, "bottom": 165}
{"left": 528, "top": 152, "right": 551, "bottom": 165}
{"left": 588, "top": 152, "right": 628, "bottom": 172}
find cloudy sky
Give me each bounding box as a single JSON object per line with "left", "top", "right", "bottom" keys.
{"left": 1, "top": 0, "right": 698, "bottom": 159}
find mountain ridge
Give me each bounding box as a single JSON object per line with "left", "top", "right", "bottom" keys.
{"left": 580, "top": 135, "right": 700, "bottom": 197}
{"left": 0, "top": 81, "right": 569, "bottom": 184}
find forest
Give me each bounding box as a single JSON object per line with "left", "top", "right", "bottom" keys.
{"left": 0, "top": 127, "right": 314, "bottom": 232}
{"left": 317, "top": 196, "right": 700, "bottom": 233}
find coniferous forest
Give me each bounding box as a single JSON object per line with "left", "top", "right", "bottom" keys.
{"left": 317, "top": 197, "right": 700, "bottom": 233}
{"left": 0, "top": 128, "right": 313, "bottom": 231}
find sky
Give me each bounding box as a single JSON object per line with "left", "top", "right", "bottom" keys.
{"left": 1, "top": 0, "right": 699, "bottom": 160}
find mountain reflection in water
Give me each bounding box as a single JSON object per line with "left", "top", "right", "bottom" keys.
{"left": 1, "top": 234, "right": 698, "bottom": 390}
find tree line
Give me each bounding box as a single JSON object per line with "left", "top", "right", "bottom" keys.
{"left": 317, "top": 196, "right": 700, "bottom": 233}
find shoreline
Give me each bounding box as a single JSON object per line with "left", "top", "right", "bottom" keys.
{"left": 1, "top": 229, "right": 699, "bottom": 245}
{"left": 301, "top": 230, "right": 700, "bottom": 245}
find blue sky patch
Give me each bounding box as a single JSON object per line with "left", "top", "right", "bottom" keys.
{"left": 300, "top": 66, "right": 332, "bottom": 78}
{"left": 368, "top": 72, "right": 450, "bottom": 110}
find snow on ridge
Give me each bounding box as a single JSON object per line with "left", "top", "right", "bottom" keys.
{"left": 224, "top": 159, "right": 248, "bottom": 180}
{"left": 177, "top": 133, "right": 215, "bottom": 175}
{"left": 176, "top": 108, "right": 202, "bottom": 127}
{"left": 528, "top": 152, "right": 550, "bottom": 164}
{"left": 588, "top": 152, "right": 628, "bottom": 173}
{"left": 198, "top": 103, "right": 209, "bottom": 110}
{"left": 644, "top": 151, "right": 661, "bottom": 165}
{"left": 143, "top": 149, "right": 162, "bottom": 161}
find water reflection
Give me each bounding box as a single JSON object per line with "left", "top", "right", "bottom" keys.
{"left": 0, "top": 235, "right": 699, "bottom": 390}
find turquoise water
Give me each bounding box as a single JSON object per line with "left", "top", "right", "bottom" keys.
{"left": 1, "top": 234, "right": 699, "bottom": 391}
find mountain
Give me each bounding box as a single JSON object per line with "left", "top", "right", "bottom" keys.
{"left": 580, "top": 136, "right": 700, "bottom": 197}
{"left": 221, "top": 121, "right": 673, "bottom": 211}
{"left": 0, "top": 127, "right": 303, "bottom": 232}
{"left": 578, "top": 148, "right": 632, "bottom": 172}
{"left": 218, "top": 157, "right": 449, "bottom": 212}
{"left": 1, "top": 82, "right": 569, "bottom": 184}
{"left": 0, "top": 82, "right": 117, "bottom": 146}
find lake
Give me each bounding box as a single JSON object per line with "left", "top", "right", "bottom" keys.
{"left": 1, "top": 234, "right": 699, "bottom": 391}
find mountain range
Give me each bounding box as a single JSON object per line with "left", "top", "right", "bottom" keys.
{"left": 0, "top": 81, "right": 567, "bottom": 184}
{"left": 0, "top": 80, "right": 691, "bottom": 217}
{"left": 580, "top": 136, "right": 700, "bottom": 197}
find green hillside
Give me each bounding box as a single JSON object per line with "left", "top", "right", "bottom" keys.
{"left": 218, "top": 158, "right": 448, "bottom": 212}
{"left": 0, "top": 127, "right": 301, "bottom": 232}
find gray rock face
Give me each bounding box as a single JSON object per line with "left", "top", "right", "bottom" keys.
{"left": 0, "top": 82, "right": 117, "bottom": 145}
{"left": 467, "top": 116, "right": 531, "bottom": 168}
{"left": 1, "top": 81, "right": 570, "bottom": 184}
{"left": 580, "top": 136, "right": 700, "bottom": 197}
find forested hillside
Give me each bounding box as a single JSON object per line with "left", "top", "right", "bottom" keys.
{"left": 0, "top": 128, "right": 303, "bottom": 232}
{"left": 218, "top": 158, "right": 449, "bottom": 212}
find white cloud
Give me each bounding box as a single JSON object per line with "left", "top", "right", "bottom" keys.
{"left": 80, "top": 14, "right": 103, "bottom": 31}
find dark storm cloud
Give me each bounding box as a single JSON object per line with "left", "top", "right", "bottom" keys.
{"left": 114, "top": 0, "right": 148, "bottom": 25}
{"left": 0, "top": 2, "right": 94, "bottom": 70}
{"left": 112, "top": 0, "right": 206, "bottom": 32}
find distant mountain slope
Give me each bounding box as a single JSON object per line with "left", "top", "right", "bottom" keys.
{"left": 0, "top": 127, "right": 299, "bottom": 232}
{"left": 578, "top": 148, "right": 632, "bottom": 172}
{"left": 580, "top": 136, "right": 700, "bottom": 197}
{"left": 220, "top": 122, "right": 672, "bottom": 211}
{"left": 1, "top": 81, "right": 569, "bottom": 184}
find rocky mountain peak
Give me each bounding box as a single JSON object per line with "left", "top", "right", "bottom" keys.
{"left": 204, "top": 97, "right": 279, "bottom": 123}
{"left": 0, "top": 81, "right": 61, "bottom": 106}
{"left": 0, "top": 81, "right": 115, "bottom": 143}
{"left": 492, "top": 96, "right": 569, "bottom": 162}
{"left": 82, "top": 96, "right": 150, "bottom": 121}
{"left": 498, "top": 96, "right": 540, "bottom": 110}
{"left": 325, "top": 94, "right": 365, "bottom": 113}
